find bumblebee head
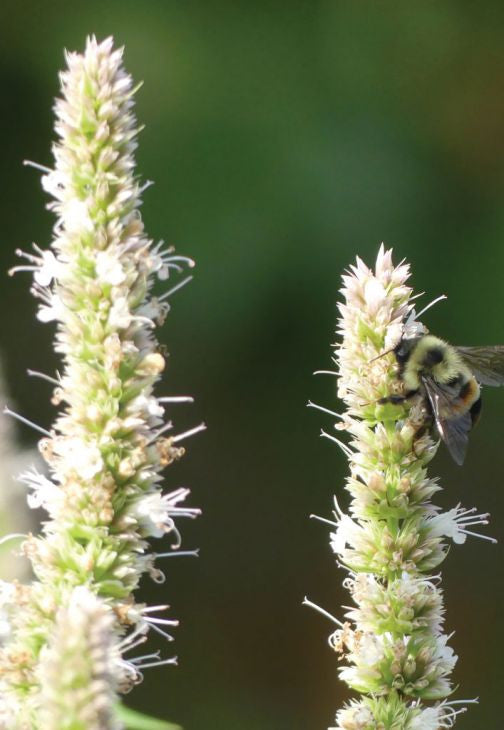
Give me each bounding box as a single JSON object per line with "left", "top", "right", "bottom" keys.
{"left": 394, "top": 336, "right": 421, "bottom": 365}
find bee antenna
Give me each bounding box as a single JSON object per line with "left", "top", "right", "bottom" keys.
{"left": 369, "top": 347, "right": 395, "bottom": 363}
{"left": 415, "top": 294, "right": 447, "bottom": 320}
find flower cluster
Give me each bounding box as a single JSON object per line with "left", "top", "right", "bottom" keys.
{"left": 1, "top": 36, "right": 200, "bottom": 726}
{"left": 37, "top": 586, "right": 123, "bottom": 730}
{"left": 309, "top": 247, "right": 491, "bottom": 728}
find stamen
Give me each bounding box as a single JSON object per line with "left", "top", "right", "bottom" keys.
{"left": 302, "top": 597, "right": 344, "bottom": 627}
{"left": 410, "top": 290, "right": 426, "bottom": 301}
{"left": 147, "top": 617, "right": 179, "bottom": 626}
{"left": 307, "top": 401, "right": 344, "bottom": 419}
{"left": 165, "top": 255, "right": 195, "bottom": 268}
{"left": 27, "top": 369, "right": 60, "bottom": 386}
{"left": 158, "top": 276, "right": 193, "bottom": 302}
{"left": 23, "top": 159, "right": 53, "bottom": 174}
{"left": 310, "top": 514, "right": 338, "bottom": 528}
{"left": 130, "top": 651, "right": 160, "bottom": 663}
{"left": 141, "top": 604, "right": 170, "bottom": 613}
{"left": 168, "top": 525, "right": 182, "bottom": 549}
{"left": 0, "top": 533, "right": 27, "bottom": 547}
{"left": 8, "top": 265, "right": 36, "bottom": 277}
{"left": 320, "top": 429, "right": 353, "bottom": 458}
{"left": 461, "top": 529, "right": 497, "bottom": 544}
{"left": 150, "top": 570, "right": 166, "bottom": 584}
{"left": 147, "top": 421, "right": 173, "bottom": 443}
{"left": 415, "top": 294, "right": 447, "bottom": 320}
{"left": 166, "top": 507, "right": 200, "bottom": 517}
{"left": 158, "top": 396, "right": 194, "bottom": 403}
{"left": 120, "top": 635, "right": 148, "bottom": 654}
{"left": 154, "top": 549, "right": 199, "bottom": 558}
{"left": 172, "top": 422, "right": 206, "bottom": 443}
{"left": 139, "top": 180, "right": 154, "bottom": 194}
{"left": 313, "top": 370, "right": 338, "bottom": 376}
{"left": 332, "top": 496, "right": 345, "bottom": 519}
{"left": 146, "top": 622, "right": 175, "bottom": 642}
{"left": 134, "top": 656, "right": 178, "bottom": 669}
{"left": 3, "top": 406, "right": 52, "bottom": 437}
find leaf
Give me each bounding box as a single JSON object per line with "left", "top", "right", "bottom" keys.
{"left": 116, "top": 705, "right": 182, "bottom": 730}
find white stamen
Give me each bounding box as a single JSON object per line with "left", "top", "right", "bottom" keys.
{"left": 158, "top": 276, "right": 193, "bottom": 302}
{"left": 310, "top": 514, "right": 338, "bottom": 527}
{"left": 320, "top": 429, "right": 353, "bottom": 458}
{"left": 139, "top": 180, "right": 154, "bottom": 194}
{"left": 302, "top": 597, "right": 344, "bottom": 627}
{"left": 171, "top": 422, "right": 206, "bottom": 443}
{"left": 147, "top": 421, "right": 173, "bottom": 443}
{"left": 164, "top": 255, "right": 195, "bottom": 268}
{"left": 146, "top": 617, "right": 179, "bottom": 626}
{"left": 0, "top": 533, "right": 27, "bottom": 547}
{"left": 415, "top": 294, "right": 447, "bottom": 320}
{"left": 8, "top": 265, "right": 36, "bottom": 276}
{"left": 146, "top": 622, "right": 175, "bottom": 642}
{"left": 3, "top": 406, "right": 52, "bottom": 437}
{"left": 154, "top": 549, "right": 199, "bottom": 558}
{"left": 140, "top": 604, "right": 170, "bottom": 613}
{"left": 27, "top": 369, "right": 60, "bottom": 385}
{"left": 23, "top": 159, "right": 53, "bottom": 174}
{"left": 133, "top": 656, "right": 178, "bottom": 669}
{"left": 307, "top": 401, "right": 343, "bottom": 419}
{"left": 462, "top": 530, "right": 497, "bottom": 544}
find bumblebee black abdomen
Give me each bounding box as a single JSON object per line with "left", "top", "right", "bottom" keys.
{"left": 469, "top": 394, "right": 482, "bottom": 425}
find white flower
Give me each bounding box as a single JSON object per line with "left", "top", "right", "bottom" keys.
{"left": 36, "top": 292, "right": 65, "bottom": 323}
{"left": 54, "top": 437, "right": 103, "bottom": 479}
{"left": 19, "top": 469, "right": 62, "bottom": 511}
{"left": 108, "top": 297, "right": 131, "bottom": 329}
{"left": 409, "top": 700, "right": 473, "bottom": 729}
{"left": 332, "top": 704, "right": 374, "bottom": 730}
{"left": 34, "top": 251, "right": 61, "bottom": 286}
{"left": 131, "top": 488, "right": 200, "bottom": 539}
{"left": 62, "top": 199, "right": 93, "bottom": 233}
{"left": 126, "top": 394, "right": 165, "bottom": 421}
{"left": 329, "top": 512, "right": 372, "bottom": 560}
{"left": 410, "top": 707, "right": 441, "bottom": 729}
{"left": 426, "top": 505, "right": 493, "bottom": 545}
{"left": 363, "top": 278, "right": 386, "bottom": 315}
{"left": 95, "top": 250, "right": 126, "bottom": 286}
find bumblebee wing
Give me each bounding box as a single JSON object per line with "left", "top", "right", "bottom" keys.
{"left": 421, "top": 375, "right": 472, "bottom": 466}
{"left": 456, "top": 345, "right": 504, "bottom": 386}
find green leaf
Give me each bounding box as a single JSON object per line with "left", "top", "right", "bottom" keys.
{"left": 116, "top": 705, "right": 182, "bottom": 730}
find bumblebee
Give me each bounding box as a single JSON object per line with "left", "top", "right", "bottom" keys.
{"left": 378, "top": 334, "right": 504, "bottom": 465}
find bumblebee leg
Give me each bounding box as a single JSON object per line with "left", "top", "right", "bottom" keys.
{"left": 378, "top": 389, "right": 418, "bottom": 406}
{"left": 377, "top": 394, "right": 408, "bottom": 405}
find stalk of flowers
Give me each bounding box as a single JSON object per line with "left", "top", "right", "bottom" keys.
{"left": 0, "top": 36, "right": 201, "bottom": 727}
{"left": 306, "top": 246, "right": 491, "bottom": 729}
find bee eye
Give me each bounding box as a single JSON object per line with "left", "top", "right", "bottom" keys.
{"left": 394, "top": 344, "right": 410, "bottom": 363}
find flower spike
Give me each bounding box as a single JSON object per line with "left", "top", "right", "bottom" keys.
{"left": 309, "top": 246, "right": 492, "bottom": 728}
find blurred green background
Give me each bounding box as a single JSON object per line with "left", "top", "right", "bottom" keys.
{"left": 1, "top": 2, "right": 504, "bottom": 728}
